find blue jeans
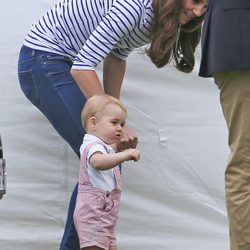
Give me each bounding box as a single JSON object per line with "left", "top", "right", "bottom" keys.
{"left": 18, "top": 45, "right": 83, "bottom": 250}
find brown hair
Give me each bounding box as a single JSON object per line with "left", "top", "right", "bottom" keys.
{"left": 146, "top": 0, "right": 205, "bottom": 73}
{"left": 81, "top": 94, "right": 127, "bottom": 131}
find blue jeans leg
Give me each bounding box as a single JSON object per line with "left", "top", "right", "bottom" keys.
{"left": 60, "top": 183, "right": 79, "bottom": 250}
{"left": 18, "top": 45, "right": 83, "bottom": 250}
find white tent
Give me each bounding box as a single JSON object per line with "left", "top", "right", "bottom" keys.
{"left": 0, "top": 1, "right": 230, "bottom": 249}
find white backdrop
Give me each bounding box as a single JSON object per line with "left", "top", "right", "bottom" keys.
{"left": 0, "top": 1, "right": 230, "bottom": 250}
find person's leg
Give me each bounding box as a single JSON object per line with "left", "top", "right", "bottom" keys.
{"left": 61, "top": 183, "right": 80, "bottom": 250}
{"left": 213, "top": 70, "right": 250, "bottom": 250}
{"left": 230, "top": 229, "right": 239, "bottom": 250}
{"left": 18, "top": 46, "right": 85, "bottom": 249}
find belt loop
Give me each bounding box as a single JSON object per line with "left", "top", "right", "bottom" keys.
{"left": 31, "top": 49, "right": 35, "bottom": 57}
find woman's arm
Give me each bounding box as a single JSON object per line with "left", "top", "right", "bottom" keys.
{"left": 103, "top": 53, "right": 126, "bottom": 99}
{"left": 70, "top": 69, "right": 104, "bottom": 98}
{"left": 70, "top": 54, "right": 125, "bottom": 99}
{"left": 103, "top": 54, "right": 138, "bottom": 150}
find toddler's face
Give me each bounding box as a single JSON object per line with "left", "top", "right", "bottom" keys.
{"left": 94, "top": 103, "right": 126, "bottom": 145}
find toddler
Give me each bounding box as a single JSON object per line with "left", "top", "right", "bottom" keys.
{"left": 73, "top": 94, "right": 140, "bottom": 250}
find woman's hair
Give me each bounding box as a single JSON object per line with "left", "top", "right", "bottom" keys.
{"left": 146, "top": 0, "right": 205, "bottom": 73}
{"left": 81, "top": 94, "right": 127, "bottom": 130}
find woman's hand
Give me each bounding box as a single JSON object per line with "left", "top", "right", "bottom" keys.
{"left": 117, "top": 125, "right": 138, "bottom": 152}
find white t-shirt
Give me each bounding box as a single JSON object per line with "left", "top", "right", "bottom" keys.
{"left": 80, "top": 134, "right": 116, "bottom": 191}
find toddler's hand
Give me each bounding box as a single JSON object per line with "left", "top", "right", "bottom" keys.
{"left": 126, "top": 148, "right": 140, "bottom": 162}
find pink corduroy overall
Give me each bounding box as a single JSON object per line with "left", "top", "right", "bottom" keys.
{"left": 73, "top": 141, "right": 122, "bottom": 250}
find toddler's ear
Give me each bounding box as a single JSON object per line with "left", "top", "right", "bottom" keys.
{"left": 89, "top": 116, "right": 97, "bottom": 130}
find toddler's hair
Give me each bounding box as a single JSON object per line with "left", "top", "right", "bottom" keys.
{"left": 81, "top": 94, "right": 127, "bottom": 130}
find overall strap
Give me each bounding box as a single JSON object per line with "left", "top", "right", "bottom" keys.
{"left": 113, "top": 164, "right": 121, "bottom": 190}
{"left": 78, "top": 140, "right": 121, "bottom": 191}
{"left": 0, "top": 135, "right": 3, "bottom": 159}
{"left": 0, "top": 135, "right": 7, "bottom": 199}
{"left": 79, "top": 140, "right": 110, "bottom": 185}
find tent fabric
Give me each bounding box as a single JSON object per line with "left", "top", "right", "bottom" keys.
{"left": 0, "top": 1, "right": 229, "bottom": 249}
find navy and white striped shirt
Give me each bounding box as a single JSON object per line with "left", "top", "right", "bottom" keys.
{"left": 24, "top": 0, "right": 153, "bottom": 70}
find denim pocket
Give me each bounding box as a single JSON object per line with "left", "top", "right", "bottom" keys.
{"left": 41, "top": 54, "right": 73, "bottom": 66}
{"left": 18, "top": 69, "right": 39, "bottom": 105}
{"left": 41, "top": 54, "right": 74, "bottom": 88}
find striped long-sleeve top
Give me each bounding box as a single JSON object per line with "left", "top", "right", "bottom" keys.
{"left": 23, "top": 0, "right": 153, "bottom": 70}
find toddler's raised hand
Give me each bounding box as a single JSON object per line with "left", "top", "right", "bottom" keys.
{"left": 126, "top": 148, "right": 140, "bottom": 162}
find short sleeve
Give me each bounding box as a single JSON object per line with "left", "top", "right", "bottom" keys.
{"left": 87, "top": 144, "right": 107, "bottom": 161}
